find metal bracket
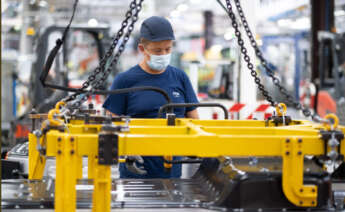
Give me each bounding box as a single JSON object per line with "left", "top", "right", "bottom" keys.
{"left": 267, "top": 115, "right": 292, "bottom": 126}
{"left": 282, "top": 138, "right": 317, "bottom": 207}
{"left": 98, "top": 133, "right": 118, "bottom": 165}
{"left": 319, "top": 130, "right": 345, "bottom": 160}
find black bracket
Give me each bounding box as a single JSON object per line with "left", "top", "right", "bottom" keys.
{"left": 158, "top": 103, "right": 229, "bottom": 119}
{"left": 319, "top": 130, "right": 345, "bottom": 160}
{"left": 266, "top": 115, "right": 292, "bottom": 126}
{"left": 98, "top": 133, "right": 118, "bottom": 165}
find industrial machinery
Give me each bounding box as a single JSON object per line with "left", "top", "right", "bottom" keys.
{"left": 2, "top": 0, "right": 345, "bottom": 211}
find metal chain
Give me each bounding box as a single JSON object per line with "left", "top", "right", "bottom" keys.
{"left": 91, "top": 0, "right": 144, "bottom": 90}
{"left": 65, "top": 0, "right": 144, "bottom": 108}
{"left": 224, "top": 0, "right": 275, "bottom": 106}
{"left": 231, "top": 0, "right": 316, "bottom": 119}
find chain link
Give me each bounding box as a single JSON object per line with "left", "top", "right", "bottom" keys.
{"left": 224, "top": 0, "right": 275, "bottom": 106}
{"left": 225, "top": 0, "right": 318, "bottom": 120}
{"left": 66, "top": 0, "right": 144, "bottom": 108}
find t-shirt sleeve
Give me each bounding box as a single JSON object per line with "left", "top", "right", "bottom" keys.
{"left": 182, "top": 71, "right": 199, "bottom": 112}
{"left": 102, "top": 74, "right": 127, "bottom": 115}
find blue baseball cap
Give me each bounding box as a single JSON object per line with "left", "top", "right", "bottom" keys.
{"left": 140, "top": 16, "right": 175, "bottom": 41}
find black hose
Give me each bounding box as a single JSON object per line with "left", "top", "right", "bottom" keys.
{"left": 40, "top": 0, "right": 79, "bottom": 87}
{"left": 92, "top": 86, "right": 171, "bottom": 103}
{"left": 158, "top": 103, "right": 229, "bottom": 119}
{"left": 41, "top": 85, "right": 171, "bottom": 104}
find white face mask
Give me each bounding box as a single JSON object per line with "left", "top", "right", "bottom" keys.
{"left": 145, "top": 49, "right": 171, "bottom": 71}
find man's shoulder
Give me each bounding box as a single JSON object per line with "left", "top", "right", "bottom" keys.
{"left": 118, "top": 65, "right": 141, "bottom": 77}
{"left": 167, "top": 65, "right": 187, "bottom": 78}
{"left": 115, "top": 65, "right": 141, "bottom": 81}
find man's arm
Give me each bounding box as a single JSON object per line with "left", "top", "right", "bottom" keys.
{"left": 105, "top": 110, "right": 118, "bottom": 116}
{"left": 186, "top": 109, "right": 199, "bottom": 119}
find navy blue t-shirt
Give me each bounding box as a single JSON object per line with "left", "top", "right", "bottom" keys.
{"left": 103, "top": 65, "right": 198, "bottom": 178}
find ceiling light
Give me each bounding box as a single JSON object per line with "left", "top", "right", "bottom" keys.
{"left": 277, "top": 19, "right": 292, "bottom": 27}
{"left": 335, "top": 10, "right": 345, "bottom": 17}
{"left": 291, "top": 17, "right": 310, "bottom": 30}
{"left": 224, "top": 32, "right": 233, "bottom": 40}
{"left": 170, "top": 10, "right": 180, "bottom": 18}
{"left": 177, "top": 4, "right": 188, "bottom": 12}
{"left": 88, "top": 18, "right": 98, "bottom": 27}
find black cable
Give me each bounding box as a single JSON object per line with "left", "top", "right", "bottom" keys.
{"left": 40, "top": 0, "right": 79, "bottom": 87}
{"left": 215, "top": 0, "right": 228, "bottom": 12}
{"left": 92, "top": 86, "right": 171, "bottom": 103}
{"left": 41, "top": 84, "right": 172, "bottom": 105}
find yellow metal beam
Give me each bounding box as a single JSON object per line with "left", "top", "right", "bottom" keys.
{"left": 55, "top": 134, "right": 78, "bottom": 212}
{"left": 92, "top": 161, "right": 111, "bottom": 212}
{"left": 282, "top": 138, "right": 317, "bottom": 207}
{"left": 28, "top": 117, "right": 345, "bottom": 211}
{"left": 28, "top": 133, "right": 46, "bottom": 179}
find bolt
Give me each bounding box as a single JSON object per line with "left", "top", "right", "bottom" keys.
{"left": 70, "top": 150, "right": 74, "bottom": 155}
{"left": 286, "top": 139, "right": 290, "bottom": 143}
{"left": 298, "top": 138, "right": 302, "bottom": 143}
{"left": 70, "top": 137, "right": 74, "bottom": 142}
{"left": 300, "top": 188, "right": 303, "bottom": 193}
{"left": 58, "top": 137, "right": 62, "bottom": 142}
{"left": 300, "top": 201, "right": 303, "bottom": 205}
{"left": 57, "top": 150, "right": 62, "bottom": 155}
{"left": 312, "top": 188, "right": 315, "bottom": 193}
{"left": 298, "top": 151, "right": 302, "bottom": 155}
{"left": 285, "top": 151, "right": 290, "bottom": 156}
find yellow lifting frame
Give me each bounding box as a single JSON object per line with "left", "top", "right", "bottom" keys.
{"left": 28, "top": 117, "right": 345, "bottom": 212}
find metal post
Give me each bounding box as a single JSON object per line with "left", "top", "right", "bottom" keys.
{"left": 92, "top": 161, "right": 111, "bottom": 212}
{"left": 204, "top": 10, "right": 214, "bottom": 51}
{"left": 55, "top": 135, "right": 78, "bottom": 212}
{"left": 310, "top": 0, "right": 335, "bottom": 112}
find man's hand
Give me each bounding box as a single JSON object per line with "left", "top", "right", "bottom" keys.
{"left": 125, "top": 156, "right": 147, "bottom": 175}
{"left": 186, "top": 109, "right": 199, "bottom": 119}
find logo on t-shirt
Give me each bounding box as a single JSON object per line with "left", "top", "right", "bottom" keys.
{"left": 172, "top": 91, "right": 181, "bottom": 98}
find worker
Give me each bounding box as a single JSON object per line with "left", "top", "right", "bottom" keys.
{"left": 103, "top": 16, "right": 199, "bottom": 178}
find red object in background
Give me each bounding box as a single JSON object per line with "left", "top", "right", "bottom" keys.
{"left": 197, "top": 93, "right": 208, "bottom": 100}
{"left": 229, "top": 103, "right": 245, "bottom": 120}
{"left": 15, "top": 124, "right": 29, "bottom": 139}
{"left": 247, "top": 104, "right": 271, "bottom": 119}
{"left": 229, "top": 103, "right": 245, "bottom": 112}
{"left": 212, "top": 112, "right": 218, "bottom": 120}
{"left": 315, "top": 91, "right": 337, "bottom": 117}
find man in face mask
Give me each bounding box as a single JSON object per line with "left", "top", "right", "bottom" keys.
{"left": 103, "top": 16, "right": 199, "bottom": 179}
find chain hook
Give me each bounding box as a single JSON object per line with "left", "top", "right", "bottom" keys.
{"left": 275, "top": 103, "right": 287, "bottom": 117}
{"left": 323, "top": 113, "right": 339, "bottom": 131}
